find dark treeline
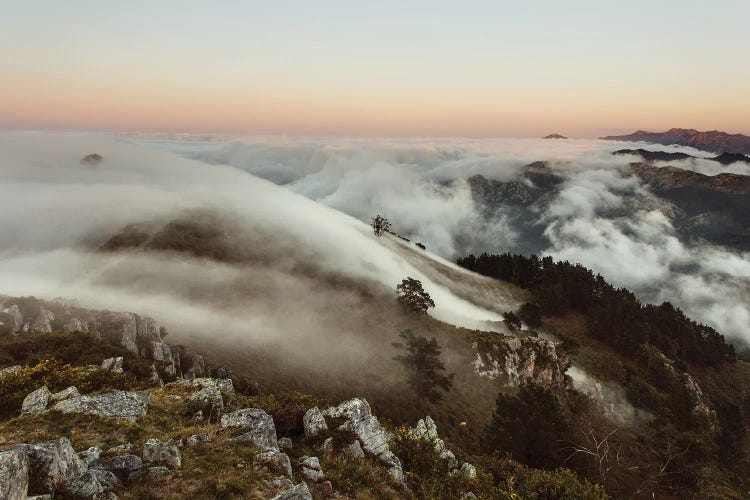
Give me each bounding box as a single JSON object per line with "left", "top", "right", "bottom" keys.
{"left": 457, "top": 253, "right": 735, "bottom": 367}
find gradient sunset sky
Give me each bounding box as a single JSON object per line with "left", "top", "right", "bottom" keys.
{"left": 2, "top": 1, "right": 749, "bottom": 137}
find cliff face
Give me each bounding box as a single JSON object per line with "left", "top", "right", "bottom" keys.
{"left": 602, "top": 128, "right": 750, "bottom": 155}
{"left": 471, "top": 336, "right": 568, "bottom": 389}
{"left": 0, "top": 295, "right": 207, "bottom": 380}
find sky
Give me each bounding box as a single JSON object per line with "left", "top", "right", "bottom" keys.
{"left": 1, "top": 0, "right": 749, "bottom": 137}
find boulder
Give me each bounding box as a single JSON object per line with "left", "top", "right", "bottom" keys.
{"left": 101, "top": 357, "right": 123, "bottom": 374}
{"left": 50, "top": 386, "right": 80, "bottom": 403}
{"left": 142, "top": 439, "right": 181, "bottom": 469}
{"left": 271, "top": 482, "right": 313, "bottom": 500}
{"left": 52, "top": 391, "right": 150, "bottom": 422}
{"left": 318, "top": 437, "right": 334, "bottom": 453}
{"left": 302, "top": 407, "right": 327, "bottom": 438}
{"left": 0, "top": 448, "right": 29, "bottom": 500}
{"left": 300, "top": 456, "right": 324, "bottom": 482}
{"left": 278, "top": 437, "right": 293, "bottom": 450}
{"left": 191, "top": 377, "right": 234, "bottom": 395}
{"left": 17, "top": 437, "right": 86, "bottom": 494}
{"left": 411, "top": 416, "right": 458, "bottom": 470}
{"left": 78, "top": 447, "right": 102, "bottom": 467}
{"left": 221, "top": 408, "right": 279, "bottom": 452}
{"left": 187, "top": 385, "right": 224, "bottom": 418}
{"left": 21, "top": 386, "right": 51, "bottom": 414}
{"left": 254, "top": 451, "right": 293, "bottom": 477}
{"left": 60, "top": 469, "right": 118, "bottom": 499}
{"left": 459, "top": 462, "right": 477, "bottom": 480}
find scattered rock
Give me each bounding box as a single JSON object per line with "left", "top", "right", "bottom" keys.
{"left": 272, "top": 482, "right": 313, "bottom": 500}
{"left": 459, "top": 462, "right": 477, "bottom": 480}
{"left": 271, "top": 477, "right": 294, "bottom": 490}
{"left": 60, "top": 469, "right": 118, "bottom": 499}
{"left": 300, "top": 456, "right": 324, "bottom": 482}
{"left": 185, "top": 433, "right": 211, "bottom": 447}
{"left": 52, "top": 391, "right": 150, "bottom": 422}
{"left": 101, "top": 357, "right": 123, "bottom": 373}
{"left": 78, "top": 447, "right": 102, "bottom": 467}
{"left": 142, "top": 438, "right": 181, "bottom": 469}
{"left": 17, "top": 437, "right": 86, "bottom": 494}
{"left": 0, "top": 448, "right": 29, "bottom": 500}
{"left": 221, "top": 408, "right": 279, "bottom": 452}
{"left": 50, "top": 386, "right": 80, "bottom": 403}
{"left": 278, "top": 437, "right": 293, "bottom": 450}
{"left": 254, "top": 451, "right": 292, "bottom": 477}
{"left": 410, "top": 416, "right": 458, "bottom": 469}
{"left": 320, "top": 480, "right": 334, "bottom": 497}
{"left": 302, "top": 407, "right": 327, "bottom": 438}
{"left": 21, "top": 386, "right": 51, "bottom": 414}
{"left": 92, "top": 454, "right": 142, "bottom": 481}
{"left": 187, "top": 385, "right": 224, "bottom": 418}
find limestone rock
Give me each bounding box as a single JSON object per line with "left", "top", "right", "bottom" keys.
{"left": 91, "top": 454, "right": 142, "bottom": 481}
{"left": 410, "top": 416, "right": 459, "bottom": 470}
{"left": 318, "top": 437, "right": 333, "bottom": 453}
{"left": 17, "top": 437, "right": 86, "bottom": 494}
{"left": 0, "top": 365, "right": 21, "bottom": 378}
{"left": 50, "top": 386, "right": 80, "bottom": 403}
{"left": 21, "top": 386, "right": 51, "bottom": 414}
{"left": 459, "top": 462, "right": 477, "bottom": 480}
{"left": 0, "top": 448, "right": 29, "bottom": 500}
{"left": 147, "top": 466, "right": 172, "bottom": 478}
{"left": 101, "top": 357, "right": 123, "bottom": 374}
{"left": 221, "top": 408, "right": 279, "bottom": 452}
{"left": 300, "top": 456, "right": 324, "bottom": 482}
{"left": 272, "top": 482, "right": 313, "bottom": 500}
{"left": 60, "top": 469, "right": 118, "bottom": 499}
{"left": 345, "top": 440, "right": 365, "bottom": 458}
{"left": 302, "top": 407, "right": 327, "bottom": 438}
{"left": 323, "top": 398, "right": 406, "bottom": 488}
{"left": 278, "top": 437, "right": 293, "bottom": 450}
{"left": 142, "top": 439, "right": 181, "bottom": 469}
{"left": 52, "top": 391, "right": 150, "bottom": 422}
{"left": 472, "top": 337, "right": 567, "bottom": 388}
{"left": 187, "top": 385, "right": 224, "bottom": 418}
{"left": 185, "top": 433, "right": 211, "bottom": 447}
{"left": 254, "top": 451, "right": 292, "bottom": 477}
{"left": 78, "top": 447, "right": 102, "bottom": 467}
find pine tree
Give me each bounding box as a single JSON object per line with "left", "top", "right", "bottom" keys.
{"left": 393, "top": 330, "right": 454, "bottom": 406}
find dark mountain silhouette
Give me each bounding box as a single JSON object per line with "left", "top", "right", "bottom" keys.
{"left": 542, "top": 134, "right": 567, "bottom": 139}
{"left": 613, "top": 148, "right": 750, "bottom": 165}
{"left": 602, "top": 128, "right": 750, "bottom": 154}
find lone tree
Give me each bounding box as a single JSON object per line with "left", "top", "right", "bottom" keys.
{"left": 393, "top": 329, "right": 454, "bottom": 406}
{"left": 371, "top": 214, "right": 391, "bottom": 236}
{"left": 503, "top": 311, "right": 522, "bottom": 331}
{"left": 397, "top": 277, "right": 435, "bottom": 314}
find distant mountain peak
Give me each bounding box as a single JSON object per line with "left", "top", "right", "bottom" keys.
{"left": 542, "top": 133, "right": 567, "bottom": 139}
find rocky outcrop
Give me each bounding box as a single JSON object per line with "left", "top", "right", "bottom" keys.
{"left": 60, "top": 469, "right": 118, "bottom": 499}
{"left": 52, "top": 391, "right": 151, "bottom": 422}
{"left": 221, "top": 408, "right": 279, "bottom": 452}
{"left": 91, "top": 454, "right": 143, "bottom": 482}
{"left": 472, "top": 336, "right": 568, "bottom": 388}
{"left": 302, "top": 407, "right": 327, "bottom": 438}
{"left": 299, "top": 456, "right": 324, "bottom": 482}
{"left": 0, "top": 448, "right": 29, "bottom": 500}
{"left": 322, "top": 398, "right": 406, "bottom": 488}
{"left": 50, "top": 386, "right": 80, "bottom": 403}
{"left": 17, "top": 438, "right": 87, "bottom": 495}
{"left": 0, "top": 295, "right": 208, "bottom": 381}
{"left": 254, "top": 451, "right": 293, "bottom": 477}
{"left": 409, "top": 416, "right": 458, "bottom": 469}
{"left": 101, "top": 357, "right": 123, "bottom": 373}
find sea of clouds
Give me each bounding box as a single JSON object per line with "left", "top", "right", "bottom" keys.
{"left": 145, "top": 135, "right": 750, "bottom": 348}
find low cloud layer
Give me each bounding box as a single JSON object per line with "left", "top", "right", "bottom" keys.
{"left": 165, "top": 135, "right": 750, "bottom": 347}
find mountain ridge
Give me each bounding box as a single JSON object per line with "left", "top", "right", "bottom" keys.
{"left": 601, "top": 128, "right": 750, "bottom": 154}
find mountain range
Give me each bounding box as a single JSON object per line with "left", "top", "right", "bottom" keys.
{"left": 613, "top": 148, "right": 750, "bottom": 165}
{"left": 602, "top": 128, "right": 750, "bottom": 154}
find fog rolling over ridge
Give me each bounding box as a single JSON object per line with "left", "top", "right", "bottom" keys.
{"left": 0, "top": 133, "right": 523, "bottom": 374}
{"left": 161, "top": 136, "right": 750, "bottom": 348}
